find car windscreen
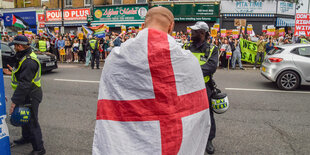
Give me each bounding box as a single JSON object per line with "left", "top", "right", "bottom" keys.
{"left": 267, "top": 47, "right": 284, "bottom": 55}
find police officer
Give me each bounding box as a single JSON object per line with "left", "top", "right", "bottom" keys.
{"left": 9, "top": 35, "right": 45, "bottom": 155}
{"left": 298, "top": 35, "right": 309, "bottom": 44}
{"left": 184, "top": 21, "right": 218, "bottom": 154}
{"left": 88, "top": 36, "right": 100, "bottom": 69}
{"left": 38, "top": 37, "right": 47, "bottom": 52}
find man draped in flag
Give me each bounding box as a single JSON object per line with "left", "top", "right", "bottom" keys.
{"left": 93, "top": 7, "right": 211, "bottom": 155}
{"left": 12, "top": 15, "right": 28, "bottom": 29}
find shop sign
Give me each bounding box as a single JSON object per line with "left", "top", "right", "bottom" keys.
{"left": 3, "top": 11, "right": 37, "bottom": 26}
{"left": 294, "top": 13, "right": 310, "bottom": 36}
{"left": 277, "top": 1, "right": 295, "bottom": 16}
{"left": 221, "top": 0, "right": 276, "bottom": 14}
{"left": 155, "top": 4, "right": 219, "bottom": 21}
{"left": 94, "top": 5, "right": 148, "bottom": 21}
{"left": 38, "top": 14, "right": 45, "bottom": 22}
{"left": 39, "top": 22, "right": 45, "bottom": 28}
{"left": 46, "top": 8, "right": 90, "bottom": 21}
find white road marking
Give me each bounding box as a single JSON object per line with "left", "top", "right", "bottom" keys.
{"left": 3, "top": 76, "right": 11, "bottom": 78}
{"left": 54, "top": 79, "right": 100, "bottom": 83}
{"left": 225, "top": 88, "right": 310, "bottom": 94}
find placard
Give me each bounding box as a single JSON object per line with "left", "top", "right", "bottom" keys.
{"left": 279, "top": 28, "right": 285, "bottom": 36}
{"left": 247, "top": 24, "right": 253, "bottom": 34}
{"left": 211, "top": 28, "right": 217, "bottom": 37}
{"left": 220, "top": 29, "right": 227, "bottom": 37}
{"left": 213, "top": 23, "right": 220, "bottom": 31}
{"left": 232, "top": 29, "right": 239, "bottom": 39}
{"left": 121, "top": 26, "right": 126, "bottom": 34}
{"left": 54, "top": 27, "right": 59, "bottom": 33}
{"left": 294, "top": 13, "right": 310, "bottom": 36}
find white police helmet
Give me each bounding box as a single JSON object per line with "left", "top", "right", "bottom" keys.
{"left": 211, "top": 91, "right": 229, "bottom": 114}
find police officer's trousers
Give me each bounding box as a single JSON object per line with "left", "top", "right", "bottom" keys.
{"left": 91, "top": 52, "right": 100, "bottom": 69}
{"left": 206, "top": 83, "right": 216, "bottom": 141}
{"left": 22, "top": 89, "right": 44, "bottom": 151}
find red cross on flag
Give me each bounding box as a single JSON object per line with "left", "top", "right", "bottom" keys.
{"left": 93, "top": 28, "right": 211, "bottom": 155}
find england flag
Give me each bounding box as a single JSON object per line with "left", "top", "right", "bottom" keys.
{"left": 93, "top": 28, "right": 211, "bottom": 155}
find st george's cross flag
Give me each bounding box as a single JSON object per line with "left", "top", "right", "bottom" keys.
{"left": 93, "top": 28, "right": 211, "bottom": 155}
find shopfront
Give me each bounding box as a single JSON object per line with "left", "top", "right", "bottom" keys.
{"left": 2, "top": 9, "right": 37, "bottom": 34}
{"left": 45, "top": 8, "right": 90, "bottom": 33}
{"left": 221, "top": 0, "right": 295, "bottom": 35}
{"left": 152, "top": 3, "right": 220, "bottom": 32}
{"left": 92, "top": 4, "right": 148, "bottom": 33}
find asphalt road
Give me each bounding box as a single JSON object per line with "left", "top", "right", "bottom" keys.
{"left": 2, "top": 63, "right": 310, "bottom": 155}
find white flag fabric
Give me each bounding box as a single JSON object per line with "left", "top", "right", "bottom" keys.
{"left": 93, "top": 28, "right": 211, "bottom": 155}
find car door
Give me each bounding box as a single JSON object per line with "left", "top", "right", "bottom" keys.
{"left": 1, "top": 43, "right": 16, "bottom": 68}
{"left": 292, "top": 46, "right": 310, "bottom": 82}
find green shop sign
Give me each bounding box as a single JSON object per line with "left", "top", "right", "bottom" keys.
{"left": 154, "top": 4, "right": 219, "bottom": 21}
{"left": 93, "top": 5, "right": 148, "bottom": 21}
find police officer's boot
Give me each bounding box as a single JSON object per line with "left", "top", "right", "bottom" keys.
{"left": 13, "top": 137, "right": 31, "bottom": 145}
{"left": 206, "top": 140, "right": 215, "bottom": 154}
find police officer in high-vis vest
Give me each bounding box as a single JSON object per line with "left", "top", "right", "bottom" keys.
{"left": 9, "top": 36, "right": 45, "bottom": 155}
{"left": 299, "top": 35, "right": 309, "bottom": 44}
{"left": 184, "top": 21, "right": 218, "bottom": 154}
{"left": 38, "top": 37, "right": 47, "bottom": 52}
{"left": 88, "top": 36, "right": 100, "bottom": 69}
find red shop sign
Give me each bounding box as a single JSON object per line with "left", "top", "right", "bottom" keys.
{"left": 38, "top": 14, "right": 45, "bottom": 22}
{"left": 46, "top": 8, "right": 90, "bottom": 21}
{"left": 39, "top": 22, "right": 45, "bottom": 28}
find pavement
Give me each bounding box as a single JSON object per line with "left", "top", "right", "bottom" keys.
{"left": 2, "top": 63, "right": 310, "bottom": 155}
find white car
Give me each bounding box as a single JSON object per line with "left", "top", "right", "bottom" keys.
{"left": 261, "top": 44, "right": 310, "bottom": 90}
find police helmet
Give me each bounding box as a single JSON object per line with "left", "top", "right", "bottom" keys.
{"left": 211, "top": 89, "right": 229, "bottom": 114}
{"left": 10, "top": 106, "right": 31, "bottom": 126}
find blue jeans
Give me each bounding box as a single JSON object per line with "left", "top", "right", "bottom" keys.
{"left": 232, "top": 51, "right": 243, "bottom": 69}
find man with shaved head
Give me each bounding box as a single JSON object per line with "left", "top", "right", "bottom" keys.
{"left": 93, "top": 7, "right": 211, "bottom": 155}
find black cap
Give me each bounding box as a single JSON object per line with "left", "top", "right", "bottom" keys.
{"left": 12, "top": 35, "right": 29, "bottom": 45}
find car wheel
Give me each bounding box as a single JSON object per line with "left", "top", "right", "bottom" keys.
{"left": 276, "top": 71, "right": 300, "bottom": 90}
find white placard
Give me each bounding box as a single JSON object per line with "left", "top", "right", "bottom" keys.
{"left": 221, "top": 0, "right": 277, "bottom": 14}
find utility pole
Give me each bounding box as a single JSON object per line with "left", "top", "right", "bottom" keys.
{"left": 308, "top": 0, "right": 310, "bottom": 13}
{"left": 61, "top": 0, "right": 64, "bottom": 35}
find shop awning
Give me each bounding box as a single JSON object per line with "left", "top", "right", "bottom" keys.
{"left": 91, "top": 21, "right": 144, "bottom": 27}
{"left": 276, "top": 18, "right": 295, "bottom": 27}
{"left": 45, "top": 21, "right": 87, "bottom": 27}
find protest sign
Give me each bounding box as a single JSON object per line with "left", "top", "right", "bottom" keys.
{"left": 294, "top": 13, "right": 310, "bottom": 36}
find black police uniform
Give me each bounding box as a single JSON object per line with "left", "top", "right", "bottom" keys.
{"left": 187, "top": 41, "right": 218, "bottom": 142}
{"left": 88, "top": 39, "right": 100, "bottom": 69}
{"left": 11, "top": 47, "right": 45, "bottom": 152}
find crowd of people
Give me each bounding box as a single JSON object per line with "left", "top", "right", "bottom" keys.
{"left": 2, "top": 28, "right": 309, "bottom": 70}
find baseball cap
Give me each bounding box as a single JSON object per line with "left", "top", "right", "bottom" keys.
{"left": 190, "top": 21, "right": 209, "bottom": 32}
{"left": 12, "top": 35, "right": 29, "bottom": 45}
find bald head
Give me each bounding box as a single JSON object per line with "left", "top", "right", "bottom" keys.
{"left": 144, "top": 7, "right": 174, "bottom": 34}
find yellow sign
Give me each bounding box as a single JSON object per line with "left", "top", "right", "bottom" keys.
{"left": 78, "top": 33, "right": 84, "bottom": 40}
{"left": 18, "top": 31, "right": 23, "bottom": 35}
{"left": 121, "top": 26, "right": 126, "bottom": 34}
{"left": 172, "top": 31, "right": 176, "bottom": 38}
{"left": 105, "top": 26, "right": 109, "bottom": 32}
{"left": 54, "top": 27, "right": 59, "bottom": 33}
{"left": 214, "top": 23, "right": 220, "bottom": 31}
{"left": 211, "top": 28, "right": 217, "bottom": 37}
{"left": 247, "top": 24, "right": 253, "bottom": 34}
{"left": 220, "top": 29, "right": 226, "bottom": 37}
{"left": 94, "top": 10, "right": 103, "bottom": 19}
{"left": 59, "top": 48, "right": 65, "bottom": 56}
{"left": 187, "top": 27, "right": 191, "bottom": 33}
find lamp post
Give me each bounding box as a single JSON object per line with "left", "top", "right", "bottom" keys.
{"left": 61, "top": 0, "right": 64, "bottom": 35}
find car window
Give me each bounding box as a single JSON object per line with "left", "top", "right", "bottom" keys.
{"left": 267, "top": 47, "right": 284, "bottom": 55}
{"left": 297, "top": 47, "right": 310, "bottom": 57}
{"left": 1, "top": 44, "right": 12, "bottom": 53}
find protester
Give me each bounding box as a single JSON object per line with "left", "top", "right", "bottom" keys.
{"left": 72, "top": 39, "right": 79, "bottom": 63}
{"left": 231, "top": 39, "right": 244, "bottom": 70}
{"left": 65, "top": 36, "right": 72, "bottom": 63}
{"left": 220, "top": 38, "right": 231, "bottom": 69}
{"left": 266, "top": 38, "right": 275, "bottom": 54}
{"left": 254, "top": 36, "right": 267, "bottom": 70}
{"left": 92, "top": 7, "right": 211, "bottom": 155}
{"left": 57, "top": 36, "right": 65, "bottom": 63}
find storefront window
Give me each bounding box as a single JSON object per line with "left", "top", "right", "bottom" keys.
{"left": 85, "top": 0, "right": 91, "bottom": 6}
{"left": 113, "top": 0, "right": 122, "bottom": 5}
{"left": 65, "top": 0, "right": 72, "bottom": 7}
{"left": 136, "top": 0, "right": 147, "bottom": 4}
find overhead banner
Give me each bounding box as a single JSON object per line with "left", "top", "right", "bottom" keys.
{"left": 294, "top": 13, "right": 310, "bottom": 36}
{"left": 240, "top": 38, "right": 263, "bottom": 64}
{"left": 154, "top": 4, "right": 219, "bottom": 21}
{"left": 94, "top": 5, "right": 148, "bottom": 22}
{"left": 221, "top": 0, "right": 277, "bottom": 14}
{"left": 46, "top": 8, "right": 90, "bottom": 21}
{"left": 0, "top": 39, "right": 11, "bottom": 155}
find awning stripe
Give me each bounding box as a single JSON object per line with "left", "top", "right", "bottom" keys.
{"left": 276, "top": 18, "right": 295, "bottom": 27}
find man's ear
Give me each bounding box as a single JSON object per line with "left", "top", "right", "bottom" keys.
{"left": 168, "top": 22, "right": 175, "bottom": 35}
